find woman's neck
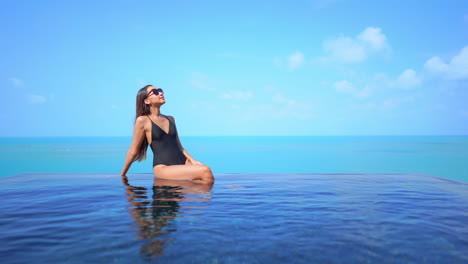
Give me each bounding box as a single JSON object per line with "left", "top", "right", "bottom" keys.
{"left": 149, "top": 106, "right": 162, "bottom": 118}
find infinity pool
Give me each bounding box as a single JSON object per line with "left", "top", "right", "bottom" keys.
{"left": 1, "top": 173, "right": 467, "bottom": 263}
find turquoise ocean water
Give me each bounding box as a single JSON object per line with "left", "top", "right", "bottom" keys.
{"left": 1, "top": 136, "right": 467, "bottom": 183}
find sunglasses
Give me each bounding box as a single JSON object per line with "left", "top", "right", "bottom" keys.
{"left": 146, "top": 88, "right": 164, "bottom": 98}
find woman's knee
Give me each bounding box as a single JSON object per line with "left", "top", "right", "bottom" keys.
{"left": 200, "top": 165, "right": 214, "bottom": 182}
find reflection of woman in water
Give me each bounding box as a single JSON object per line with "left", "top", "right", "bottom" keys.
{"left": 120, "top": 85, "right": 214, "bottom": 184}
{"left": 121, "top": 175, "right": 213, "bottom": 259}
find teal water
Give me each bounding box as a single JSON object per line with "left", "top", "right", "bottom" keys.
{"left": 1, "top": 136, "right": 467, "bottom": 182}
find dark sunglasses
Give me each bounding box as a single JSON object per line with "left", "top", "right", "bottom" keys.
{"left": 146, "top": 88, "right": 164, "bottom": 98}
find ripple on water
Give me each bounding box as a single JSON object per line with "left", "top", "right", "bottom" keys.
{"left": 0, "top": 173, "right": 467, "bottom": 264}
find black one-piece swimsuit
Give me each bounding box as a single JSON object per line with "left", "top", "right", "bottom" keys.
{"left": 148, "top": 116, "right": 187, "bottom": 167}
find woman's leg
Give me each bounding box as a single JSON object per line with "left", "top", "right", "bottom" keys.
{"left": 154, "top": 164, "right": 214, "bottom": 184}
{"left": 153, "top": 178, "right": 213, "bottom": 194}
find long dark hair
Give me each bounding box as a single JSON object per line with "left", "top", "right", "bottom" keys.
{"left": 134, "top": 85, "right": 153, "bottom": 162}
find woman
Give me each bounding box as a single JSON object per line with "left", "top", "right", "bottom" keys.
{"left": 120, "top": 85, "right": 214, "bottom": 184}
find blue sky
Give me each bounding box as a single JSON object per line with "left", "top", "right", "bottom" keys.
{"left": 1, "top": 0, "right": 468, "bottom": 136}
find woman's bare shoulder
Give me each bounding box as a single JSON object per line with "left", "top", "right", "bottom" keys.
{"left": 135, "top": 115, "right": 150, "bottom": 127}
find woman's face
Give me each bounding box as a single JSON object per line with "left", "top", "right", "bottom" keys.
{"left": 145, "top": 86, "right": 165, "bottom": 104}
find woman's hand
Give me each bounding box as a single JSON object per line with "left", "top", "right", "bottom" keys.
{"left": 121, "top": 174, "right": 131, "bottom": 186}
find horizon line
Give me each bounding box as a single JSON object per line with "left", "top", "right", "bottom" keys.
{"left": 1, "top": 134, "right": 467, "bottom": 138}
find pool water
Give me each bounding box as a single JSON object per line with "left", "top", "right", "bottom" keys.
{"left": 1, "top": 173, "right": 467, "bottom": 263}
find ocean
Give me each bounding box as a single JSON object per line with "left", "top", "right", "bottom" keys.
{"left": 1, "top": 136, "right": 467, "bottom": 182}
{"left": 1, "top": 136, "right": 468, "bottom": 263}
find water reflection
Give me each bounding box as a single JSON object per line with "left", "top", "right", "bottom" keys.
{"left": 121, "top": 176, "right": 213, "bottom": 259}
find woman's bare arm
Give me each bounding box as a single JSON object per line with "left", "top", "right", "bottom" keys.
{"left": 120, "top": 116, "right": 147, "bottom": 176}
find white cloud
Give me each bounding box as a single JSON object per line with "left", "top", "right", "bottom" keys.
{"left": 8, "top": 78, "right": 51, "bottom": 104}
{"left": 221, "top": 91, "right": 253, "bottom": 101}
{"left": 395, "top": 69, "right": 421, "bottom": 89}
{"left": 357, "top": 27, "right": 388, "bottom": 51}
{"left": 334, "top": 80, "right": 355, "bottom": 93}
{"left": 333, "top": 80, "right": 370, "bottom": 98}
{"left": 424, "top": 57, "right": 448, "bottom": 72}
{"left": 274, "top": 52, "right": 305, "bottom": 70}
{"left": 27, "top": 94, "right": 47, "bottom": 104}
{"left": 271, "top": 93, "right": 313, "bottom": 119}
{"left": 191, "top": 72, "right": 216, "bottom": 91}
{"left": 424, "top": 46, "right": 468, "bottom": 80}
{"left": 323, "top": 27, "right": 390, "bottom": 63}
{"left": 9, "top": 77, "right": 24, "bottom": 87}
{"left": 324, "top": 37, "right": 367, "bottom": 63}
{"left": 287, "top": 52, "right": 305, "bottom": 70}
